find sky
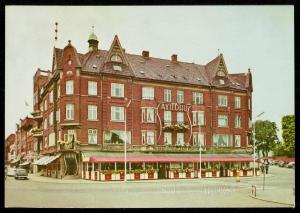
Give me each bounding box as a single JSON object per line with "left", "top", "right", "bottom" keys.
{"left": 5, "top": 6, "right": 294, "bottom": 139}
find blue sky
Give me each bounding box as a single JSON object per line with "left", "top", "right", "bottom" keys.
{"left": 5, "top": 6, "right": 294, "bottom": 139}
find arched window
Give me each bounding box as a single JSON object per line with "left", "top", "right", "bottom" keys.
{"left": 110, "top": 54, "right": 123, "bottom": 63}
{"left": 217, "top": 70, "right": 226, "bottom": 77}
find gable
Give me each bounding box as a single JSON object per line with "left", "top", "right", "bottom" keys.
{"left": 104, "top": 35, "right": 129, "bottom": 66}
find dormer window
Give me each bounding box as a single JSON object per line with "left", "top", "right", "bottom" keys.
{"left": 217, "top": 70, "right": 225, "bottom": 77}
{"left": 111, "top": 54, "right": 123, "bottom": 63}
{"left": 113, "top": 65, "right": 122, "bottom": 71}
{"left": 219, "top": 79, "right": 225, "bottom": 85}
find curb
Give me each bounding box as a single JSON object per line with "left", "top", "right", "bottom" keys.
{"left": 248, "top": 194, "right": 295, "bottom": 207}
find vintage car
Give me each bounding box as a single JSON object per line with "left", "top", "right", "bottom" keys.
{"left": 14, "top": 168, "right": 28, "bottom": 180}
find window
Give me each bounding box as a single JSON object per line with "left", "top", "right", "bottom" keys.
{"left": 44, "top": 118, "right": 48, "bottom": 130}
{"left": 164, "top": 111, "right": 172, "bottom": 124}
{"left": 218, "top": 95, "right": 227, "bottom": 107}
{"left": 49, "top": 90, "right": 53, "bottom": 103}
{"left": 249, "top": 118, "right": 252, "bottom": 129}
{"left": 49, "top": 132, "right": 55, "bottom": 147}
{"left": 49, "top": 111, "right": 53, "bottom": 126}
{"left": 113, "top": 65, "right": 122, "bottom": 71}
{"left": 141, "top": 108, "right": 155, "bottom": 123}
{"left": 192, "top": 111, "right": 205, "bottom": 125}
{"left": 164, "top": 132, "right": 172, "bottom": 145}
{"left": 213, "top": 134, "right": 232, "bottom": 147}
{"left": 248, "top": 98, "right": 251, "bottom": 110}
{"left": 66, "top": 129, "right": 76, "bottom": 142}
{"left": 88, "top": 105, "right": 97, "bottom": 120}
{"left": 44, "top": 137, "right": 48, "bottom": 148}
{"left": 44, "top": 99, "right": 47, "bottom": 111}
{"left": 192, "top": 133, "right": 205, "bottom": 146}
{"left": 88, "top": 81, "right": 97, "bottom": 96}
{"left": 219, "top": 79, "right": 225, "bottom": 85}
{"left": 88, "top": 129, "right": 97, "bottom": 144}
{"left": 142, "top": 87, "right": 154, "bottom": 100}
{"left": 67, "top": 59, "right": 72, "bottom": 65}
{"left": 111, "top": 54, "right": 122, "bottom": 62}
{"left": 177, "top": 133, "right": 184, "bottom": 145}
{"left": 192, "top": 92, "right": 203, "bottom": 104}
{"left": 164, "top": 89, "right": 172, "bottom": 102}
{"left": 111, "top": 106, "right": 124, "bottom": 121}
{"left": 235, "top": 96, "right": 241, "bottom": 109}
{"left": 66, "top": 80, "right": 74, "bottom": 95}
{"left": 56, "top": 109, "right": 60, "bottom": 122}
{"left": 58, "top": 130, "right": 61, "bottom": 141}
{"left": 217, "top": 70, "right": 226, "bottom": 77}
{"left": 235, "top": 115, "right": 241, "bottom": 128}
{"left": 142, "top": 131, "right": 155, "bottom": 145}
{"left": 177, "top": 112, "right": 184, "bottom": 123}
{"left": 218, "top": 115, "right": 228, "bottom": 127}
{"left": 235, "top": 135, "right": 241, "bottom": 147}
{"left": 104, "top": 130, "right": 131, "bottom": 144}
{"left": 66, "top": 104, "right": 74, "bottom": 120}
{"left": 57, "top": 84, "right": 60, "bottom": 98}
{"left": 111, "top": 83, "right": 124, "bottom": 97}
{"left": 177, "top": 90, "right": 184, "bottom": 103}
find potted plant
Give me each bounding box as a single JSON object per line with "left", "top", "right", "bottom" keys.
{"left": 104, "top": 170, "right": 112, "bottom": 181}
{"left": 134, "top": 169, "right": 141, "bottom": 180}
{"left": 212, "top": 168, "right": 217, "bottom": 177}
{"left": 173, "top": 169, "right": 179, "bottom": 178}
{"left": 147, "top": 169, "right": 155, "bottom": 179}
{"left": 206, "top": 168, "right": 212, "bottom": 177}
{"left": 119, "top": 170, "right": 125, "bottom": 180}
{"left": 232, "top": 168, "right": 237, "bottom": 177}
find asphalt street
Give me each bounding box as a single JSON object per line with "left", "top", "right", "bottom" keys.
{"left": 5, "top": 165, "right": 295, "bottom": 208}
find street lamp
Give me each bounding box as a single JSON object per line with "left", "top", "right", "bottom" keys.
{"left": 124, "top": 99, "right": 132, "bottom": 182}
{"left": 253, "top": 112, "right": 265, "bottom": 177}
{"left": 198, "top": 122, "right": 203, "bottom": 179}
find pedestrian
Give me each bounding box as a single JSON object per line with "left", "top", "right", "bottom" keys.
{"left": 266, "top": 162, "right": 269, "bottom": 174}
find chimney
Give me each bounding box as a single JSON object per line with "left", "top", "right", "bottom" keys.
{"left": 142, "top": 50, "right": 149, "bottom": 59}
{"left": 171, "top": 54, "right": 177, "bottom": 63}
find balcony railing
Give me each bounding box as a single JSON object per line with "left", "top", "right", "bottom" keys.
{"left": 57, "top": 140, "right": 80, "bottom": 151}
{"left": 162, "top": 122, "right": 190, "bottom": 132}
{"left": 31, "top": 110, "right": 43, "bottom": 119}
{"left": 32, "top": 128, "right": 43, "bottom": 137}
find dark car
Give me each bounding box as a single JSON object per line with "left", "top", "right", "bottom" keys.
{"left": 14, "top": 168, "right": 28, "bottom": 180}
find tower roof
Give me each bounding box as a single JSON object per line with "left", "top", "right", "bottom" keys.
{"left": 88, "top": 33, "right": 98, "bottom": 41}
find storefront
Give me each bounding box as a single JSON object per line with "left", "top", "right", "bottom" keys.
{"left": 81, "top": 152, "right": 260, "bottom": 181}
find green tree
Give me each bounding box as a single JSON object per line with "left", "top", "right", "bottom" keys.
{"left": 254, "top": 120, "right": 279, "bottom": 158}
{"left": 281, "top": 115, "right": 295, "bottom": 153}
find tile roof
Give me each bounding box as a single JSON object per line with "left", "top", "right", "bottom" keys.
{"left": 52, "top": 46, "right": 250, "bottom": 91}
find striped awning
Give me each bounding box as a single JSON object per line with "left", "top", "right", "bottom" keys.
{"left": 33, "top": 154, "right": 61, "bottom": 165}
{"left": 83, "top": 152, "right": 255, "bottom": 163}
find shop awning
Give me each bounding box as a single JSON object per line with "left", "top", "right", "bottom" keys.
{"left": 19, "top": 161, "right": 31, "bottom": 166}
{"left": 33, "top": 154, "right": 61, "bottom": 166}
{"left": 11, "top": 158, "right": 20, "bottom": 164}
{"left": 33, "top": 156, "right": 50, "bottom": 165}
{"left": 83, "top": 152, "right": 255, "bottom": 163}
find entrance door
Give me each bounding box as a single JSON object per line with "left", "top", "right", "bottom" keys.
{"left": 158, "top": 163, "right": 167, "bottom": 179}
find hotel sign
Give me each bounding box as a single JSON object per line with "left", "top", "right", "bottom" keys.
{"left": 160, "top": 103, "right": 191, "bottom": 112}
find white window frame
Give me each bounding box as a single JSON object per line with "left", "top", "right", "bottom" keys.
{"left": 248, "top": 97, "right": 251, "bottom": 110}
{"left": 192, "top": 111, "right": 205, "bottom": 125}
{"left": 66, "top": 104, "right": 74, "bottom": 120}
{"left": 111, "top": 54, "right": 123, "bottom": 62}
{"left": 218, "top": 95, "right": 228, "bottom": 107}
{"left": 44, "top": 99, "right": 47, "bottom": 111}
{"left": 164, "top": 111, "right": 172, "bottom": 124}
{"left": 49, "top": 90, "right": 53, "bottom": 103}
{"left": 213, "top": 134, "right": 232, "bottom": 147}
{"left": 66, "top": 80, "right": 74, "bottom": 95}
{"left": 235, "top": 96, "right": 241, "bottom": 109}
{"left": 67, "top": 129, "right": 76, "bottom": 142}
{"left": 88, "top": 81, "right": 97, "bottom": 96}
{"left": 192, "top": 92, "right": 203, "bottom": 104}
{"left": 177, "top": 112, "right": 184, "bottom": 124}
{"left": 164, "top": 89, "right": 172, "bottom": 102}
{"left": 56, "top": 109, "right": 60, "bottom": 122}
{"left": 142, "top": 131, "right": 155, "bottom": 145}
{"left": 176, "top": 133, "right": 184, "bottom": 146}
{"left": 142, "top": 87, "right": 154, "bottom": 100}
{"left": 111, "top": 83, "right": 124, "bottom": 98}
{"left": 49, "top": 111, "right": 53, "bottom": 126}
{"left": 192, "top": 132, "right": 205, "bottom": 146}
{"left": 235, "top": 135, "right": 241, "bottom": 147}
{"left": 235, "top": 115, "right": 241, "bottom": 128}
{"left": 141, "top": 107, "right": 155, "bottom": 123}
{"left": 44, "top": 118, "right": 48, "bottom": 130}
{"left": 177, "top": 90, "right": 184, "bottom": 103}
{"left": 218, "top": 115, "right": 228, "bottom": 127}
{"left": 111, "top": 106, "right": 125, "bottom": 121}
{"left": 88, "top": 105, "right": 98, "bottom": 120}
{"left": 164, "top": 132, "right": 172, "bottom": 145}
{"left": 88, "top": 129, "right": 97, "bottom": 144}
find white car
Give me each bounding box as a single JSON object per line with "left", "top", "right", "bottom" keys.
{"left": 7, "top": 167, "right": 17, "bottom": 176}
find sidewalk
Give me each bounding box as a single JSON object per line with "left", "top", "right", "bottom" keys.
{"left": 249, "top": 187, "right": 295, "bottom": 207}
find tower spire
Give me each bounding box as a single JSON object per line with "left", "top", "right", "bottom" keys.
{"left": 88, "top": 25, "right": 99, "bottom": 52}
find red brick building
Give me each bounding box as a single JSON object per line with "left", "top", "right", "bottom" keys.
{"left": 5, "top": 134, "right": 16, "bottom": 165}
{"left": 30, "top": 33, "right": 256, "bottom": 180}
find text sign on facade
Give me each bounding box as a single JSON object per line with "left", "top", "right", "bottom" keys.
{"left": 160, "top": 103, "right": 191, "bottom": 112}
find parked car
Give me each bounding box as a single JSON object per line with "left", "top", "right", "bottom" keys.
{"left": 7, "top": 167, "right": 17, "bottom": 176}
{"left": 14, "top": 168, "right": 28, "bottom": 180}
{"left": 278, "top": 161, "right": 286, "bottom": 167}
{"left": 285, "top": 162, "right": 295, "bottom": 169}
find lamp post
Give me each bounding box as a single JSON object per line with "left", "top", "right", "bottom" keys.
{"left": 199, "top": 122, "right": 203, "bottom": 179}
{"left": 253, "top": 112, "right": 265, "bottom": 177}
{"left": 124, "top": 99, "right": 132, "bottom": 182}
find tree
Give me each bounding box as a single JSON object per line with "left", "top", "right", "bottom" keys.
{"left": 281, "top": 115, "right": 295, "bottom": 153}
{"left": 254, "top": 120, "right": 279, "bottom": 159}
